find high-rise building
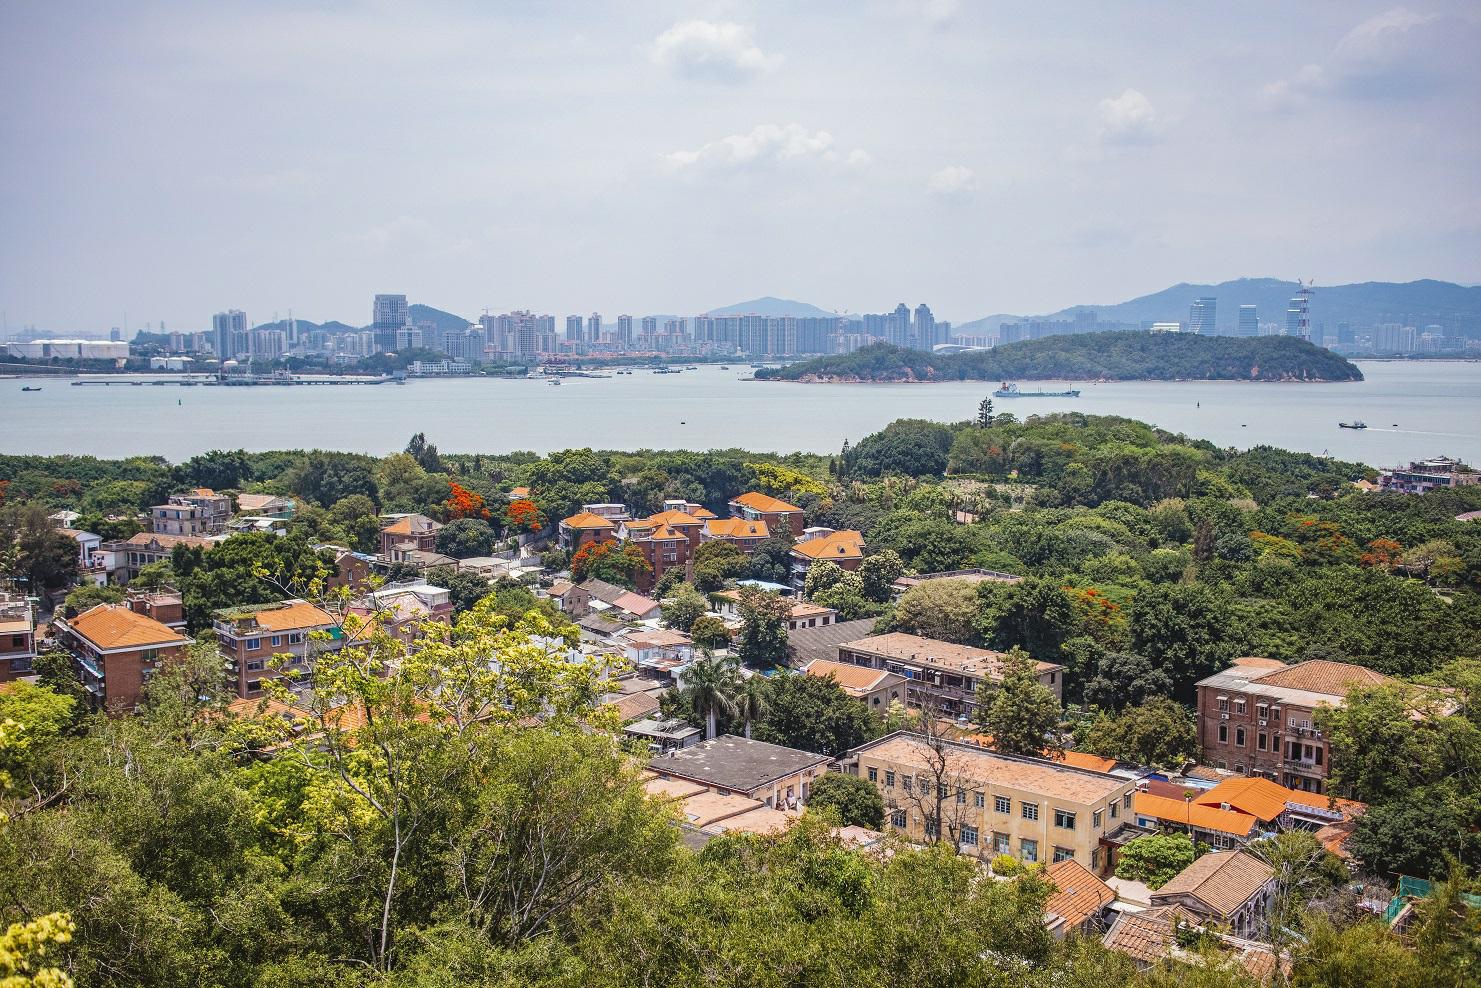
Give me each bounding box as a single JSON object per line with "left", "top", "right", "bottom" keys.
{"left": 565, "top": 315, "right": 584, "bottom": 344}
{"left": 617, "top": 315, "right": 634, "bottom": 348}
{"left": 372, "top": 294, "right": 409, "bottom": 351}
{"left": 1237, "top": 305, "right": 1258, "bottom": 337}
{"left": 109, "top": 327, "right": 122, "bottom": 342}
{"left": 1336, "top": 322, "right": 1354, "bottom": 345}
{"left": 914, "top": 304, "right": 936, "bottom": 350}
{"left": 890, "top": 303, "right": 912, "bottom": 348}
{"left": 212, "top": 309, "right": 248, "bottom": 359}
{"left": 1188, "top": 297, "right": 1217, "bottom": 335}
{"left": 587, "top": 312, "right": 602, "bottom": 344}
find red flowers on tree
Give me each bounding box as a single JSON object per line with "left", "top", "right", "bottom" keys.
{"left": 570, "top": 538, "right": 650, "bottom": 587}
{"left": 445, "top": 481, "right": 491, "bottom": 521}
{"left": 506, "top": 498, "right": 544, "bottom": 533}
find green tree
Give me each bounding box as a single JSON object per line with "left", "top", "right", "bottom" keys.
{"left": 803, "top": 558, "right": 846, "bottom": 599}
{"left": 734, "top": 587, "right": 792, "bottom": 667}
{"left": 976, "top": 647, "right": 1061, "bottom": 757}
{"left": 688, "top": 615, "right": 731, "bottom": 651}
{"left": 807, "top": 771, "right": 885, "bottom": 829}
{"left": 1083, "top": 650, "right": 1175, "bottom": 711}
{"left": 680, "top": 653, "right": 739, "bottom": 740}
{"left": 690, "top": 540, "right": 748, "bottom": 592}
{"left": 434, "top": 518, "right": 496, "bottom": 558}
{"left": 661, "top": 583, "right": 708, "bottom": 633}
{"left": 980, "top": 578, "right": 1078, "bottom": 665}
{"left": 976, "top": 396, "right": 994, "bottom": 428}
{"left": 893, "top": 578, "right": 981, "bottom": 644}
{"left": 1127, "top": 583, "right": 1236, "bottom": 702}
{"left": 811, "top": 571, "right": 876, "bottom": 620}
{"left": 0, "top": 502, "right": 79, "bottom": 592}
{"left": 755, "top": 672, "right": 878, "bottom": 758}
{"left": 60, "top": 584, "right": 123, "bottom": 618}
{"left": 1080, "top": 697, "right": 1197, "bottom": 769}
{"left": 1115, "top": 832, "right": 1197, "bottom": 889}
{"left": 857, "top": 549, "right": 904, "bottom": 602}
{"left": 733, "top": 674, "right": 770, "bottom": 740}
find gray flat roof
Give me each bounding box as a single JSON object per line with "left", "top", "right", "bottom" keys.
{"left": 647, "top": 734, "right": 830, "bottom": 793}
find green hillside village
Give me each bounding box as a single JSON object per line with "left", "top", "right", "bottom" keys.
{"left": 2, "top": 413, "right": 1479, "bottom": 986}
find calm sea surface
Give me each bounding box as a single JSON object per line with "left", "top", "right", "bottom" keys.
{"left": 2, "top": 361, "right": 1478, "bottom": 467}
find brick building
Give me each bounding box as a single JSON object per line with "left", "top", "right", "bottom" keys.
{"left": 52, "top": 603, "right": 191, "bottom": 711}
{"left": 214, "top": 599, "right": 343, "bottom": 698}
{"left": 789, "top": 529, "right": 865, "bottom": 591}
{"left": 728, "top": 491, "right": 805, "bottom": 537}
{"left": 0, "top": 594, "right": 37, "bottom": 683}
{"left": 834, "top": 632, "right": 1063, "bottom": 718}
{"left": 1195, "top": 657, "right": 1393, "bottom": 794}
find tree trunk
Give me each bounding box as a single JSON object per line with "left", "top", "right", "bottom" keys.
{"left": 707, "top": 707, "right": 716, "bottom": 740}
{"left": 744, "top": 718, "right": 752, "bottom": 739}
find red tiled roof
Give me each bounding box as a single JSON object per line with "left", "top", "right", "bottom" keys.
{"left": 1250, "top": 659, "right": 1393, "bottom": 697}
{"left": 68, "top": 604, "right": 188, "bottom": 650}
{"left": 731, "top": 491, "right": 802, "bottom": 514}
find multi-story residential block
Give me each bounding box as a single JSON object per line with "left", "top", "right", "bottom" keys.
{"left": 214, "top": 599, "right": 343, "bottom": 698}
{"left": 615, "top": 508, "right": 705, "bottom": 593}
{"left": 1196, "top": 657, "right": 1395, "bottom": 794}
{"left": 350, "top": 581, "right": 453, "bottom": 644}
{"left": 52, "top": 603, "right": 191, "bottom": 711}
{"left": 0, "top": 594, "right": 37, "bottom": 683}
{"left": 844, "top": 731, "right": 1137, "bottom": 873}
{"left": 789, "top": 528, "right": 865, "bottom": 591}
{"left": 151, "top": 488, "right": 232, "bottom": 535}
{"left": 124, "top": 587, "right": 186, "bottom": 630}
{"left": 377, "top": 513, "right": 443, "bottom": 558}
{"left": 834, "top": 632, "right": 1063, "bottom": 718}
{"left": 105, "top": 532, "right": 214, "bottom": 584}
{"left": 1378, "top": 456, "right": 1481, "bottom": 494}
{"left": 800, "top": 657, "right": 906, "bottom": 711}
{"left": 728, "top": 491, "right": 804, "bottom": 537}
{"left": 235, "top": 493, "right": 295, "bottom": 519}
{"left": 647, "top": 735, "right": 832, "bottom": 810}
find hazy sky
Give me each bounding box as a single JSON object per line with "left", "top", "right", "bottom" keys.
{"left": 3, "top": 1, "right": 1479, "bottom": 333}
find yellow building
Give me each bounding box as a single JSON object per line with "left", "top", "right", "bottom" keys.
{"left": 845, "top": 731, "right": 1137, "bottom": 875}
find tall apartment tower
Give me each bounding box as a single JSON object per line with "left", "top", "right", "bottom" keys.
{"left": 616, "top": 315, "right": 633, "bottom": 349}
{"left": 1188, "top": 297, "right": 1217, "bottom": 335}
{"left": 372, "top": 294, "right": 409, "bottom": 351}
{"left": 212, "top": 309, "right": 248, "bottom": 359}
{"left": 587, "top": 312, "right": 602, "bottom": 344}
{"left": 913, "top": 303, "right": 936, "bottom": 350}
{"left": 1237, "top": 305, "right": 1258, "bottom": 337}
{"left": 889, "top": 303, "right": 912, "bottom": 348}
{"left": 565, "top": 315, "right": 584, "bottom": 343}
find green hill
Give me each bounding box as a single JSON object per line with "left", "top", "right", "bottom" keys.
{"left": 756, "top": 334, "right": 1364, "bottom": 383}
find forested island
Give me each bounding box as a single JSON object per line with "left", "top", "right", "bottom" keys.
{"left": 756, "top": 333, "right": 1364, "bottom": 383}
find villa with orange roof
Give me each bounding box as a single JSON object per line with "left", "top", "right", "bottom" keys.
{"left": 615, "top": 507, "right": 708, "bottom": 592}
{"left": 213, "top": 599, "right": 345, "bottom": 698}
{"left": 52, "top": 603, "right": 192, "bottom": 711}
{"left": 800, "top": 657, "right": 906, "bottom": 711}
{"left": 788, "top": 528, "right": 866, "bottom": 591}
{"left": 377, "top": 513, "right": 443, "bottom": 558}
{"left": 1196, "top": 657, "right": 1395, "bottom": 794}
{"left": 728, "top": 491, "right": 804, "bottom": 537}
{"left": 557, "top": 510, "right": 618, "bottom": 553}
{"left": 699, "top": 516, "right": 772, "bottom": 554}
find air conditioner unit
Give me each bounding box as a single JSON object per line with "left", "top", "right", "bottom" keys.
{"left": 1220, "top": 713, "right": 1230, "bottom": 720}
{"left": 1258, "top": 719, "right": 1267, "bottom": 726}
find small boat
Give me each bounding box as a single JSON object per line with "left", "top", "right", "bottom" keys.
{"left": 20, "top": 386, "right": 42, "bottom": 392}
{"left": 1338, "top": 420, "right": 1367, "bottom": 430}
{"left": 547, "top": 378, "right": 562, "bottom": 386}
{"left": 993, "top": 381, "right": 1080, "bottom": 398}
{"left": 720, "top": 365, "right": 730, "bottom": 370}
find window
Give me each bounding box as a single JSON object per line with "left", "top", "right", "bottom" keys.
{"left": 961, "top": 825, "right": 978, "bottom": 846}
{"left": 289, "top": 633, "right": 303, "bottom": 644}
{"left": 1258, "top": 732, "right": 1267, "bottom": 751}
{"left": 1093, "top": 809, "right": 1103, "bottom": 829}
{"left": 1053, "top": 846, "right": 1074, "bottom": 863}
{"left": 1315, "top": 747, "right": 1323, "bottom": 765}
{"left": 1123, "top": 793, "right": 1132, "bottom": 809}
{"left": 246, "top": 638, "right": 261, "bottom": 650}
{"left": 956, "top": 788, "right": 966, "bottom": 805}
{"left": 246, "top": 660, "right": 264, "bottom": 671}
{"left": 867, "top": 767, "right": 878, "bottom": 783}
{"left": 1218, "top": 697, "right": 1229, "bottom": 712}
{"left": 938, "top": 783, "right": 948, "bottom": 800}
{"left": 1054, "top": 809, "right": 1076, "bottom": 830}
{"left": 890, "top": 810, "right": 906, "bottom": 828}
{"left": 1236, "top": 727, "right": 1246, "bottom": 747}
{"left": 994, "top": 795, "right": 1011, "bottom": 814}
{"left": 902, "top": 777, "right": 912, "bottom": 793}
{"left": 1257, "top": 703, "right": 1268, "bottom": 718}
{"left": 1109, "top": 801, "right": 1119, "bottom": 819}
{"left": 1020, "top": 839, "right": 1038, "bottom": 863}
{"left": 974, "top": 791, "right": 985, "bottom": 809}
{"left": 1218, "top": 723, "right": 1229, "bottom": 743}
{"left": 1234, "top": 699, "right": 1246, "bottom": 714}
{"left": 271, "top": 635, "right": 282, "bottom": 647}
{"left": 924, "top": 819, "right": 938, "bottom": 840}
{"left": 1021, "top": 802, "right": 1039, "bottom": 821}
{"left": 994, "top": 832, "right": 1011, "bottom": 855}
{"left": 885, "top": 770, "right": 895, "bottom": 788}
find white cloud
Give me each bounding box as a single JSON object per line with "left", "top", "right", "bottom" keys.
{"left": 1262, "top": 7, "right": 1476, "bottom": 107}
{"left": 1096, "top": 88, "right": 1160, "bottom": 145}
{"left": 650, "top": 20, "right": 779, "bottom": 81}
{"left": 927, "top": 165, "right": 977, "bottom": 197}
{"left": 664, "top": 123, "right": 870, "bottom": 174}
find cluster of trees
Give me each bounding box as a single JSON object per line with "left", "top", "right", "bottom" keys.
{"left": 758, "top": 334, "right": 1364, "bottom": 383}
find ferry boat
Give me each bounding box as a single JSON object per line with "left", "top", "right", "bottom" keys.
{"left": 547, "top": 378, "right": 562, "bottom": 386}
{"left": 1338, "top": 420, "right": 1367, "bottom": 430}
{"left": 21, "top": 386, "right": 42, "bottom": 392}
{"left": 992, "top": 381, "right": 1080, "bottom": 398}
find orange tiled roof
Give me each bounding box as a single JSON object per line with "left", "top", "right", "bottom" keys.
{"left": 647, "top": 509, "right": 704, "bottom": 527}
{"left": 731, "top": 491, "right": 802, "bottom": 514}
{"left": 510, "top": 486, "right": 530, "bottom": 497}
{"left": 249, "top": 601, "right": 336, "bottom": 632}
{"left": 1132, "top": 792, "right": 1256, "bottom": 837}
{"left": 1151, "top": 850, "right": 1273, "bottom": 918}
{"left": 792, "top": 530, "right": 865, "bottom": 560}
{"left": 1194, "top": 777, "right": 1296, "bottom": 823}
{"left": 561, "top": 511, "right": 618, "bottom": 530}
{"left": 704, "top": 517, "right": 770, "bottom": 539}
{"left": 802, "top": 658, "right": 901, "bottom": 693}
{"left": 1250, "top": 659, "right": 1393, "bottom": 697}
{"left": 380, "top": 514, "right": 442, "bottom": 535}
{"left": 69, "top": 604, "right": 188, "bottom": 651}
{"left": 1230, "top": 656, "right": 1288, "bottom": 670}
{"left": 1053, "top": 750, "right": 1120, "bottom": 774}
{"left": 1046, "top": 858, "right": 1116, "bottom": 929}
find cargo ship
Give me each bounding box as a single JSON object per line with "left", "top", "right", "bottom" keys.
{"left": 992, "top": 381, "right": 1080, "bottom": 398}
{"left": 1338, "top": 421, "right": 1367, "bottom": 430}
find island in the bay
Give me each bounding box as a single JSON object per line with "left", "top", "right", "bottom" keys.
{"left": 755, "top": 332, "right": 1365, "bottom": 383}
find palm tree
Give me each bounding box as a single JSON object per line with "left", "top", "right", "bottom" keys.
{"left": 734, "top": 673, "right": 771, "bottom": 739}
{"left": 684, "top": 651, "right": 739, "bottom": 740}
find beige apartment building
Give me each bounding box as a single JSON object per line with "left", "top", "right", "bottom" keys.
{"left": 845, "top": 731, "right": 1137, "bottom": 875}
{"left": 835, "top": 632, "right": 1064, "bottom": 718}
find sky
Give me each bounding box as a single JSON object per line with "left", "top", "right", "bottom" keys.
{"left": 2, "top": 1, "right": 1479, "bottom": 334}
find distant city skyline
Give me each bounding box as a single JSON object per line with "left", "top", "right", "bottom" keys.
{"left": 3, "top": 3, "right": 1479, "bottom": 333}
